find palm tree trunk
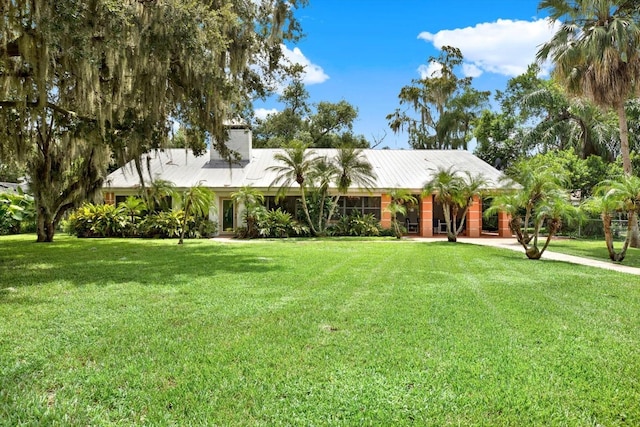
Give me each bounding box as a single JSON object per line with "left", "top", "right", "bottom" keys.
{"left": 617, "top": 104, "right": 639, "bottom": 248}
{"left": 602, "top": 212, "right": 620, "bottom": 261}
{"left": 324, "top": 195, "right": 341, "bottom": 233}
{"left": 179, "top": 202, "right": 190, "bottom": 245}
{"left": 617, "top": 212, "right": 637, "bottom": 262}
{"left": 298, "top": 186, "right": 317, "bottom": 235}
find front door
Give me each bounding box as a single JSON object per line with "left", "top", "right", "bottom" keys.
{"left": 222, "top": 199, "right": 235, "bottom": 233}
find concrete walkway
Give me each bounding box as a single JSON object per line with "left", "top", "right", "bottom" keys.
{"left": 445, "top": 237, "right": 640, "bottom": 277}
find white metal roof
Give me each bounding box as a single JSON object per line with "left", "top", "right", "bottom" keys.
{"left": 104, "top": 148, "right": 510, "bottom": 192}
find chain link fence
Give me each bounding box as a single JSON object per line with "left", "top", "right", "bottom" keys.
{"left": 564, "top": 219, "right": 628, "bottom": 239}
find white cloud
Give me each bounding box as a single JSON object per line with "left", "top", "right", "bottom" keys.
{"left": 281, "top": 45, "right": 329, "bottom": 85}
{"left": 462, "top": 63, "right": 483, "bottom": 78}
{"left": 417, "top": 18, "right": 559, "bottom": 77}
{"left": 254, "top": 108, "right": 278, "bottom": 120}
{"left": 418, "top": 61, "right": 443, "bottom": 79}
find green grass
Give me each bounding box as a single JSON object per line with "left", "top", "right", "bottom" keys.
{"left": 1, "top": 234, "right": 639, "bottom": 426}
{"left": 549, "top": 238, "right": 640, "bottom": 268}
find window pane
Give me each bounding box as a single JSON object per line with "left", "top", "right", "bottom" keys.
{"left": 345, "top": 197, "right": 361, "bottom": 208}
{"left": 363, "top": 197, "right": 381, "bottom": 208}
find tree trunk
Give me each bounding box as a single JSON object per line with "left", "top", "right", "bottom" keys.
{"left": 298, "top": 186, "right": 317, "bottom": 236}
{"left": 617, "top": 104, "right": 639, "bottom": 248}
{"left": 525, "top": 245, "right": 542, "bottom": 260}
{"left": 602, "top": 213, "right": 619, "bottom": 261}
{"left": 36, "top": 207, "right": 56, "bottom": 242}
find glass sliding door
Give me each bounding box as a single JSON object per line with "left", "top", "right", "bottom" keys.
{"left": 222, "top": 199, "right": 235, "bottom": 232}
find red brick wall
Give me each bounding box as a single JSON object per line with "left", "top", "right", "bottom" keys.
{"left": 498, "top": 211, "right": 512, "bottom": 237}
{"left": 466, "top": 195, "right": 482, "bottom": 238}
{"left": 420, "top": 195, "right": 433, "bottom": 237}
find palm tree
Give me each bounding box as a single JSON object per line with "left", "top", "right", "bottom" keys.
{"left": 268, "top": 141, "right": 319, "bottom": 235}
{"left": 384, "top": 189, "right": 418, "bottom": 239}
{"left": 321, "top": 148, "right": 377, "bottom": 232}
{"left": 584, "top": 176, "right": 640, "bottom": 262}
{"left": 117, "top": 196, "right": 147, "bottom": 224}
{"left": 142, "top": 179, "right": 177, "bottom": 213}
{"left": 307, "top": 156, "right": 338, "bottom": 233}
{"left": 486, "top": 161, "right": 578, "bottom": 259}
{"left": 537, "top": 0, "right": 640, "bottom": 246}
{"left": 424, "top": 167, "right": 485, "bottom": 242}
{"left": 231, "top": 186, "right": 265, "bottom": 238}
{"left": 537, "top": 0, "right": 640, "bottom": 175}
{"left": 177, "top": 184, "right": 215, "bottom": 245}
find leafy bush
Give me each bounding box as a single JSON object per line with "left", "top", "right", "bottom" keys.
{"left": 66, "top": 198, "right": 216, "bottom": 240}
{"left": 0, "top": 192, "right": 36, "bottom": 235}
{"left": 256, "top": 208, "right": 309, "bottom": 238}
{"left": 138, "top": 211, "right": 183, "bottom": 238}
{"left": 184, "top": 216, "right": 218, "bottom": 239}
{"left": 329, "top": 211, "right": 381, "bottom": 237}
{"left": 66, "top": 203, "right": 127, "bottom": 238}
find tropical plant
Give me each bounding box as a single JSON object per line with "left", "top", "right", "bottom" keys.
{"left": 231, "top": 186, "right": 266, "bottom": 238}
{"left": 66, "top": 203, "right": 127, "bottom": 238}
{"left": 384, "top": 189, "right": 418, "bottom": 239}
{"left": 176, "top": 185, "right": 215, "bottom": 245}
{"left": 139, "top": 211, "right": 184, "bottom": 239}
{"left": 255, "top": 208, "right": 308, "bottom": 238}
{"left": 268, "top": 141, "right": 319, "bottom": 235}
{"left": 309, "top": 148, "right": 377, "bottom": 234}
{"left": 142, "top": 179, "right": 177, "bottom": 213}
{"left": 424, "top": 167, "right": 486, "bottom": 242}
{"left": 537, "top": 0, "right": 640, "bottom": 175}
{"left": 487, "top": 162, "right": 578, "bottom": 259}
{"left": 0, "top": 191, "right": 35, "bottom": 235}
{"left": 583, "top": 176, "right": 640, "bottom": 262}
{"left": 329, "top": 210, "right": 381, "bottom": 237}
{"left": 117, "top": 196, "right": 147, "bottom": 235}
{"left": 537, "top": 0, "right": 640, "bottom": 245}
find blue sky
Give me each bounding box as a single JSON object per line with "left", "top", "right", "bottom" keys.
{"left": 254, "top": 1, "right": 558, "bottom": 149}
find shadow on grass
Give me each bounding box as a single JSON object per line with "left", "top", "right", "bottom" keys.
{"left": 0, "top": 236, "right": 284, "bottom": 292}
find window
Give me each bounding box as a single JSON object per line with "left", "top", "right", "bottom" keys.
{"left": 336, "top": 196, "right": 381, "bottom": 220}
{"left": 265, "top": 196, "right": 298, "bottom": 216}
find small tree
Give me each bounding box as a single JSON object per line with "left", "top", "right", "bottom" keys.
{"left": 177, "top": 184, "right": 215, "bottom": 245}
{"left": 583, "top": 176, "right": 640, "bottom": 262}
{"left": 313, "top": 148, "right": 377, "bottom": 234}
{"left": 487, "top": 162, "right": 578, "bottom": 259}
{"left": 424, "top": 167, "right": 486, "bottom": 242}
{"left": 118, "top": 196, "right": 147, "bottom": 225}
{"left": 384, "top": 189, "right": 418, "bottom": 239}
{"left": 231, "top": 186, "right": 265, "bottom": 238}
{"left": 268, "top": 141, "right": 318, "bottom": 235}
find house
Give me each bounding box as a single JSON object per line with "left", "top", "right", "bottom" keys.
{"left": 103, "top": 124, "right": 513, "bottom": 237}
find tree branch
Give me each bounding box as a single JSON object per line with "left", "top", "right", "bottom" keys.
{"left": 0, "top": 100, "right": 97, "bottom": 122}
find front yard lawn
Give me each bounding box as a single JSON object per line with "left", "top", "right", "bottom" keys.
{"left": 1, "top": 235, "right": 639, "bottom": 425}
{"left": 549, "top": 238, "right": 640, "bottom": 268}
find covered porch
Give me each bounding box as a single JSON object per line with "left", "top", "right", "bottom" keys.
{"left": 380, "top": 194, "right": 511, "bottom": 238}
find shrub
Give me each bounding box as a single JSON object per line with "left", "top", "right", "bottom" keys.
{"left": 329, "top": 211, "right": 381, "bottom": 237}
{"left": 0, "top": 192, "right": 36, "bottom": 235}
{"left": 67, "top": 196, "right": 216, "bottom": 240}
{"left": 184, "top": 216, "right": 218, "bottom": 239}
{"left": 256, "top": 208, "right": 309, "bottom": 238}
{"left": 67, "top": 203, "right": 128, "bottom": 238}
{"left": 139, "top": 211, "right": 183, "bottom": 238}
